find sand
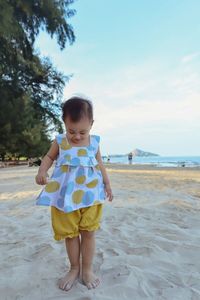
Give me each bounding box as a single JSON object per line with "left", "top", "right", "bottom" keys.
{"left": 0, "top": 164, "right": 200, "bottom": 300}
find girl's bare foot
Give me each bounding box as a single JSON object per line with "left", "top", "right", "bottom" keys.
{"left": 82, "top": 270, "right": 100, "bottom": 289}
{"left": 58, "top": 267, "right": 80, "bottom": 291}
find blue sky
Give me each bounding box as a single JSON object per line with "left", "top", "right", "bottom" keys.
{"left": 35, "top": 0, "right": 200, "bottom": 156}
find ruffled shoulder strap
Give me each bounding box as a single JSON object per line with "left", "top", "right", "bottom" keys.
{"left": 55, "top": 133, "right": 66, "bottom": 145}
{"left": 90, "top": 135, "right": 100, "bottom": 155}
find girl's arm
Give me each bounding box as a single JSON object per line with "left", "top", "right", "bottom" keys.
{"left": 35, "top": 139, "right": 59, "bottom": 185}
{"left": 96, "top": 147, "right": 113, "bottom": 201}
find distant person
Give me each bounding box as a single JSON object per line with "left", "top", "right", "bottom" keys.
{"left": 107, "top": 155, "right": 110, "bottom": 162}
{"left": 28, "top": 158, "right": 34, "bottom": 167}
{"left": 28, "top": 158, "right": 41, "bottom": 167}
{"left": 35, "top": 96, "right": 113, "bottom": 291}
{"left": 33, "top": 158, "right": 41, "bottom": 166}
{"left": 128, "top": 152, "right": 133, "bottom": 164}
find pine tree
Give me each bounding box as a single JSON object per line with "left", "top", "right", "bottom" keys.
{"left": 0, "top": 0, "right": 76, "bottom": 160}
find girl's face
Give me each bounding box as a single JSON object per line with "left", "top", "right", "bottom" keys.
{"left": 65, "top": 117, "right": 93, "bottom": 145}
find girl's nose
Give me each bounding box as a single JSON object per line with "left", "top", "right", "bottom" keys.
{"left": 74, "top": 133, "right": 81, "bottom": 139}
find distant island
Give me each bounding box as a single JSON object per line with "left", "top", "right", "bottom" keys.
{"left": 105, "top": 148, "right": 159, "bottom": 158}
{"left": 129, "top": 148, "right": 159, "bottom": 157}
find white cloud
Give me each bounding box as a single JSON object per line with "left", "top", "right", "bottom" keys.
{"left": 181, "top": 52, "right": 200, "bottom": 63}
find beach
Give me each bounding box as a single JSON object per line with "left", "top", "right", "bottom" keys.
{"left": 0, "top": 164, "right": 200, "bottom": 300}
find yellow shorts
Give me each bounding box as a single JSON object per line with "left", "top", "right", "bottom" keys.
{"left": 51, "top": 204, "right": 103, "bottom": 240}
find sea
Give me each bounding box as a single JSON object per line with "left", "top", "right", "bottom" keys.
{"left": 102, "top": 155, "right": 200, "bottom": 168}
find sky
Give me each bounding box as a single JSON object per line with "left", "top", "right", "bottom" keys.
{"left": 35, "top": 0, "right": 200, "bottom": 156}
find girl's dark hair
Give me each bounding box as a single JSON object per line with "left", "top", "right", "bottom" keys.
{"left": 62, "top": 97, "right": 93, "bottom": 122}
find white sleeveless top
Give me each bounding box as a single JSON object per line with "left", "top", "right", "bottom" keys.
{"left": 36, "top": 133, "right": 105, "bottom": 213}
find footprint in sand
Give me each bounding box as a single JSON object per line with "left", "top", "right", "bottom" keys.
{"left": 31, "top": 243, "right": 54, "bottom": 259}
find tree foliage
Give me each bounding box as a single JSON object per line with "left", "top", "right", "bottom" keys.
{"left": 0, "top": 0, "right": 76, "bottom": 160}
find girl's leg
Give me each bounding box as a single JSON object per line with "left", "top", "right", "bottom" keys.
{"left": 59, "top": 236, "right": 80, "bottom": 291}
{"left": 80, "top": 230, "right": 100, "bottom": 289}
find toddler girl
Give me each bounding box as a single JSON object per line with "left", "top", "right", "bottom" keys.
{"left": 35, "top": 96, "right": 113, "bottom": 291}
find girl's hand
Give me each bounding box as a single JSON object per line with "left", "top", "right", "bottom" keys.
{"left": 105, "top": 183, "right": 113, "bottom": 202}
{"left": 35, "top": 172, "right": 48, "bottom": 185}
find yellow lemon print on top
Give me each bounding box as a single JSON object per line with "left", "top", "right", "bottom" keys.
{"left": 72, "top": 190, "right": 84, "bottom": 204}
{"left": 78, "top": 149, "right": 88, "bottom": 156}
{"left": 60, "top": 165, "right": 69, "bottom": 173}
{"left": 76, "top": 175, "right": 86, "bottom": 184}
{"left": 95, "top": 165, "right": 100, "bottom": 171}
{"left": 60, "top": 138, "right": 72, "bottom": 150}
{"left": 65, "top": 154, "right": 71, "bottom": 161}
{"left": 45, "top": 181, "right": 60, "bottom": 193}
{"left": 86, "top": 179, "right": 98, "bottom": 188}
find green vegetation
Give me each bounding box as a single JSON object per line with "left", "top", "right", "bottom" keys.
{"left": 0, "top": 0, "right": 76, "bottom": 161}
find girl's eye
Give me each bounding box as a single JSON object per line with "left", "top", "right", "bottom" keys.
{"left": 69, "top": 131, "right": 86, "bottom": 135}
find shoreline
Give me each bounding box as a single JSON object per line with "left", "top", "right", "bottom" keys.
{"left": 105, "top": 162, "right": 200, "bottom": 172}
{"left": 1, "top": 162, "right": 200, "bottom": 171}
